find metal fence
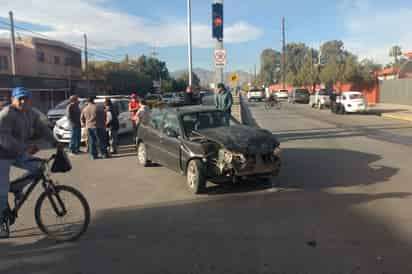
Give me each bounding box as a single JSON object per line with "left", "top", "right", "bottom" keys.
{"left": 379, "top": 78, "right": 412, "bottom": 105}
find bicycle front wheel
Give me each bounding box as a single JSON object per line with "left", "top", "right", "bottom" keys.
{"left": 35, "top": 185, "right": 90, "bottom": 242}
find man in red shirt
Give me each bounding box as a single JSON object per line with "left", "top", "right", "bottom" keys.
{"left": 128, "top": 93, "right": 141, "bottom": 144}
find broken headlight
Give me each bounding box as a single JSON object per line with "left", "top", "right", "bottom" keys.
{"left": 273, "top": 146, "right": 282, "bottom": 157}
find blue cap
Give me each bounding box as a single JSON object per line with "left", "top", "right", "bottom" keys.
{"left": 12, "top": 87, "right": 31, "bottom": 99}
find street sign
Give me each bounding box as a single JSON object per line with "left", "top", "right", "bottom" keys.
{"left": 229, "top": 73, "right": 239, "bottom": 83}
{"left": 214, "top": 49, "right": 226, "bottom": 67}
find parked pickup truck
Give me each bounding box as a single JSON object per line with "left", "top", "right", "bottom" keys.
{"left": 309, "top": 89, "right": 332, "bottom": 109}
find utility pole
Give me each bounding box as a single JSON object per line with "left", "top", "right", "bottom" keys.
{"left": 9, "top": 11, "right": 16, "bottom": 76}
{"left": 254, "top": 64, "right": 257, "bottom": 83}
{"left": 281, "top": 17, "right": 286, "bottom": 89}
{"left": 213, "top": 0, "right": 224, "bottom": 85}
{"left": 187, "top": 0, "right": 193, "bottom": 86}
{"left": 84, "top": 34, "right": 90, "bottom": 94}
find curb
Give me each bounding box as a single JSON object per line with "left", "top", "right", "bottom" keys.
{"left": 381, "top": 113, "right": 412, "bottom": 123}
{"left": 239, "top": 95, "right": 260, "bottom": 127}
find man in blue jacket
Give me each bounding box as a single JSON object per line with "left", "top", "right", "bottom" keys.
{"left": 0, "top": 87, "right": 58, "bottom": 238}
{"left": 215, "top": 83, "right": 233, "bottom": 120}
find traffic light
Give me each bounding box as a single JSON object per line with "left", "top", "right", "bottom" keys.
{"left": 212, "top": 3, "right": 223, "bottom": 41}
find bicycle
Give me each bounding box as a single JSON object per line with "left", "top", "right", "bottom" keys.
{"left": 3, "top": 152, "right": 90, "bottom": 242}
{"left": 264, "top": 99, "right": 281, "bottom": 110}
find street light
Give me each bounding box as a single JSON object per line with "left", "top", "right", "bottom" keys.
{"left": 186, "top": 0, "right": 193, "bottom": 86}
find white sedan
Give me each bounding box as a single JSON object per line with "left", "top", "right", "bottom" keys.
{"left": 53, "top": 98, "right": 134, "bottom": 143}
{"left": 334, "top": 91, "right": 368, "bottom": 114}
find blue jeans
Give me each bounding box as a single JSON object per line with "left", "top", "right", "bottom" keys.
{"left": 69, "top": 127, "right": 81, "bottom": 153}
{"left": 0, "top": 154, "right": 42, "bottom": 220}
{"left": 88, "top": 128, "right": 108, "bottom": 158}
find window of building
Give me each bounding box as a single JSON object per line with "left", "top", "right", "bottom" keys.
{"left": 54, "top": 56, "right": 60, "bottom": 65}
{"left": 0, "top": 56, "right": 9, "bottom": 70}
{"left": 64, "top": 57, "right": 71, "bottom": 66}
{"left": 37, "top": 51, "right": 45, "bottom": 62}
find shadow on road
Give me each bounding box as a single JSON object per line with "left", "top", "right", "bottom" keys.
{"left": 277, "top": 148, "right": 399, "bottom": 189}
{"left": 1, "top": 190, "right": 411, "bottom": 274}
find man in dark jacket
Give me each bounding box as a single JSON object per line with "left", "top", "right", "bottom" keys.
{"left": 66, "top": 95, "right": 81, "bottom": 155}
{"left": 184, "top": 85, "right": 195, "bottom": 105}
{"left": 80, "top": 96, "right": 108, "bottom": 159}
{"left": 104, "top": 98, "right": 120, "bottom": 154}
{"left": 215, "top": 83, "right": 233, "bottom": 119}
{"left": 0, "top": 87, "right": 58, "bottom": 238}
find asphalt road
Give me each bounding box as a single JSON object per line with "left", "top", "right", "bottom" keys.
{"left": 1, "top": 102, "right": 412, "bottom": 274}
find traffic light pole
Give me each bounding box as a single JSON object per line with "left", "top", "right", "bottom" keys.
{"left": 214, "top": 0, "right": 224, "bottom": 85}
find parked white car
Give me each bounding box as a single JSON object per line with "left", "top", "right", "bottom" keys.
{"left": 162, "top": 93, "right": 180, "bottom": 104}
{"left": 247, "top": 88, "right": 265, "bottom": 102}
{"left": 53, "top": 97, "right": 134, "bottom": 143}
{"left": 333, "top": 91, "right": 368, "bottom": 114}
{"left": 309, "top": 89, "right": 332, "bottom": 109}
{"left": 275, "top": 89, "right": 289, "bottom": 100}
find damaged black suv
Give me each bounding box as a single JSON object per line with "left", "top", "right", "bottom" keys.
{"left": 136, "top": 106, "right": 281, "bottom": 194}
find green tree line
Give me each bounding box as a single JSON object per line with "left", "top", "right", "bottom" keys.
{"left": 258, "top": 40, "right": 398, "bottom": 89}
{"left": 87, "top": 55, "right": 200, "bottom": 96}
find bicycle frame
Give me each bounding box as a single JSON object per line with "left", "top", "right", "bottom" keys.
{"left": 6, "top": 159, "right": 66, "bottom": 226}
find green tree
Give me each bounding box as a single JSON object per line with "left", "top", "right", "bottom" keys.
{"left": 131, "top": 55, "right": 171, "bottom": 81}
{"left": 177, "top": 71, "right": 201, "bottom": 89}
{"left": 260, "top": 49, "right": 281, "bottom": 85}
{"left": 106, "top": 70, "right": 152, "bottom": 96}
{"left": 296, "top": 52, "right": 319, "bottom": 87}
{"left": 320, "top": 59, "right": 343, "bottom": 88}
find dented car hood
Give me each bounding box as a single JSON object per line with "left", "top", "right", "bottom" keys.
{"left": 197, "top": 125, "right": 279, "bottom": 154}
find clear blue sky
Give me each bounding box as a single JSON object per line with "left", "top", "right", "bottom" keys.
{"left": 0, "top": 0, "right": 411, "bottom": 72}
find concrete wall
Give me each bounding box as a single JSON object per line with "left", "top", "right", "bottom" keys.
{"left": 379, "top": 79, "right": 412, "bottom": 105}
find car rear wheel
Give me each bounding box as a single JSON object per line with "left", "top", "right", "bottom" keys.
{"left": 187, "top": 159, "right": 206, "bottom": 194}
{"left": 137, "top": 142, "right": 149, "bottom": 167}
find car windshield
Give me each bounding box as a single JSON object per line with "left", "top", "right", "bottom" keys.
{"left": 318, "top": 89, "right": 331, "bottom": 95}
{"left": 279, "top": 90, "right": 288, "bottom": 93}
{"left": 296, "top": 89, "right": 309, "bottom": 95}
{"left": 54, "top": 99, "right": 70, "bottom": 110}
{"left": 145, "top": 95, "right": 160, "bottom": 100}
{"left": 182, "top": 111, "right": 230, "bottom": 137}
{"left": 349, "top": 93, "right": 363, "bottom": 100}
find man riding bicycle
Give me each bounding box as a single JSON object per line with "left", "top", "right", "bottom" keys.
{"left": 0, "top": 87, "right": 60, "bottom": 239}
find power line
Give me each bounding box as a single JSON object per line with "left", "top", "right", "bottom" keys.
{"left": 0, "top": 19, "right": 122, "bottom": 60}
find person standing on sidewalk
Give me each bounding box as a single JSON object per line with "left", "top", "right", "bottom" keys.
{"left": 104, "top": 98, "right": 120, "bottom": 155}
{"left": 215, "top": 83, "right": 233, "bottom": 121}
{"left": 184, "top": 85, "right": 195, "bottom": 105}
{"left": 66, "top": 95, "right": 81, "bottom": 155}
{"left": 128, "top": 93, "right": 141, "bottom": 144}
{"left": 0, "top": 87, "right": 60, "bottom": 238}
{"left": 81, "top": 96, "right": 109, "bottom": 159}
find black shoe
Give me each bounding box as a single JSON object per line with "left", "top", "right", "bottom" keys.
{"left": 0, "top": 222, "right": 10, "bottom": 239}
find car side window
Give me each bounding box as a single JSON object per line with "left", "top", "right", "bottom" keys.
{"left": 119, "top": 101, "right": 129, "bottom": 112}
{"left": 162, "top": 113, "right": 180, "bottom": 136}
{"left": 148, "top": 110, "right": 164, "bottom": 131}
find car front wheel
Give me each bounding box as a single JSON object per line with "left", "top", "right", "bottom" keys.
{"left": 137, "top": 142, "right": 149, "bottom": 167}
{"left": 187, "top": 159, "right": 206, "bottom": 194}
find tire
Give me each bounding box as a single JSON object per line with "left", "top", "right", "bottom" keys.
{"left": 137, "top": 142, "right": 149, "bottom": 167}
{"left": 186, "top": 159, "right": 206, "bottom": 194}
{"left": 35, "top": 185, "right": 90, "bottom": 242}
{"left": 338, "top": 105, "right": 345, "bottom": 115}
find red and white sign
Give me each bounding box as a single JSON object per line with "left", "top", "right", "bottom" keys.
{"left": 214, "top": 49, "right": 226, "bottom": 67}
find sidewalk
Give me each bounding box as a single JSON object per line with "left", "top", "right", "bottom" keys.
{"left": 369, "top": 103, "right": 412, "bottom": 122}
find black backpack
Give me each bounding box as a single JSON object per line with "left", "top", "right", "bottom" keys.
{"left": 51, "top": 150, "right": 72, "bottom": 173}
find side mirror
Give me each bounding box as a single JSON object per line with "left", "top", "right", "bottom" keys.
{"left": 165, "top": 127, "right": 179, "bottom": 138}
